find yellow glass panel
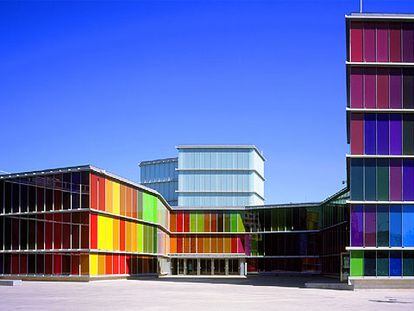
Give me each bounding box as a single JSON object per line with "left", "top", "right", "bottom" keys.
{"left": 89, "top": 254, "right": 98, "bottom": 276}
{"left": 98, "top": 254, "right": 106, "bottom": 275}
{"left": 105, "top": 179, "right": 113, "bottom": 213}
{"left": 112, "top": 182, "right": 120, "bottom": 215}
{"left": 131, "top": 222, "right": 137, "bottom": 253}
{"left": 97, "top": 215, "right": 106, "bottom": 250}
{"left": 113, "top": 218, "right": 119, "bottom": 251}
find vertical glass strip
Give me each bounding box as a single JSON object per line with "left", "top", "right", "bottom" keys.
{"left": 403, "top": 205, "right": 414, "bottom": 246}
{"left": 377, "top": 205, "right": 389, "bottom": 247}
{"left": 365, "top": 114, "right": 376, "bottom": 155}
{"left": 351, "top": 205, "right": 364, "bottom": 246}
{"left": 390, "top": 205, "right": 402, "bottom": 247}
{"left": 364, "top": 205, "right": 376, "bottom": 247}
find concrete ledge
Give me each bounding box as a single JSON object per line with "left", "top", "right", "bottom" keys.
{"left": 305, "top": 282, "right": 353, "bottom": 290}
{"left": 0, "top": 280, "right": 22, "bottom": 286}
{"left": 351, "top": 279, "right": 414, "bottom": 289}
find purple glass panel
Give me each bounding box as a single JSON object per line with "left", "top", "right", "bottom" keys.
{"left": 350, "top": 68, "right": 364, "bottom": 108}
{"left": 351, "top": 205, "right": 364, "bottom": 246}
{"left": 403, "top": 159, "right": 414, "bottom": 201}
{"left": 403, "top": 25, "right": 414, "bottom": 62}
{"left": 364, "top": 69, "right": 377, "bottom": 108}
{"left": 390, "top": 114, "right": 402, "bottom": 155}
{"left": 365, "top": 114, "right": 376, "bottom": 154}
{"left": 365, "top": 205, "right": 377, "bottom": 247}
{"left": 390, "top": 159, "right": 403, "bottom": 201}
{"left": 377, "top": 114, "right": 389, "bottom": 155}
{"left": 364, "top": 25, "right": 376, "bottom": 62}
{"left": 390, "top": 69, "right": 402, "bottom": 109}
{"left": 377, "top": 24, "right": 389, "bottom": 62}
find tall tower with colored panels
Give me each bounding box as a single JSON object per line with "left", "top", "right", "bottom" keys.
{"left": 346, "top": 13, "right": 414, "bottom": 286}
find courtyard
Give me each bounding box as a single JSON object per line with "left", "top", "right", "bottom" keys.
{"left": 1, "top": 276, "right": 413, "bottom": 310}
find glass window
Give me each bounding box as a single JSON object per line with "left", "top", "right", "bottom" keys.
{"left": 403, "top": 69, "right": 414, "bottom": 109}
{"left": 364, "top": 159, "right": 377, "bottom": 201}
{"left": 390, "top": 205, "right": 402, "bottom": 247}
{"left": 364, "top": 251, "right": 376, "bottom": 276}
{"left": 351, "top": 205, "right": 363, "bottom": 246}
{"left": 403, "top": 159, "right": 414, "bottom": 200}
{"left": 390, "top": 23, "right": 401, "bottom": 62}
{"left": 390, "top": 69, "right": 402, "bottom": 109}
{"left": 390, "top": 251, "right": 402, "bottom": 276}
{"left": 350, "top": 159, "right": 364, "bottom": 200}
{"left": 403, "top": 251, "right": 414, "bottom": 276}
{"left": 377, "top": 205, "right": 389, "bottom": 247}
{"left": 377, "top": 251, "right": 389, "bottom": 276}
{"left": 365, "top": 114, "right": 376, "bottom": 155}
{"left": 364, "top": 205, "right": 376, "bottom": 247}
{"left": 403, "top": 205, "right": 414, "bottom": 246}
{"left": 377, "top": 114, "right": 389, "bottom": 155}
{"left": 350, "top": 22, "right": 363, "bottom": 61}
{"left": 350, "top": 113, "right": 364, "bottom": 154}
{"left": 376, "top": 159, "right": 389, "bottom": 201}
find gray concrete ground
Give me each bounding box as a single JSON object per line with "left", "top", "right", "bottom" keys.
{"left": 1, "top": 276, "right": 413, "bottom": 310}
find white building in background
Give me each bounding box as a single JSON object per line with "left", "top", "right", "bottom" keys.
{"left": 139, "top": 145, "right": 265, "bottom": 208}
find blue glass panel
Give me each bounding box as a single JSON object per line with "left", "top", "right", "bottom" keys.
{"left": 390, "top": 251, "right": 402, "bottom": 276}
{"left": 365, "top": 159, "right": 377, "bottom": 200}
{"left": 390, "top": 205, "right": 402, "bottom": 246}
{"left": 403, "top": 205, "right": 414, "bottom": 246}
{"left": 350, "top": 159, "right": 364, "bottom": 200}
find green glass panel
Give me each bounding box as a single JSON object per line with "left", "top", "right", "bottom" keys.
{"left": 350, "top": 250, "right": 364, "bottom": 277}
{"left": 153, "top": 227, "right": 157, "bottom": 253}
{"left": 137, "top": 224, "right": 143, "bottom": 253}
{"left": 403, "top": 115, "right": 414, "bottom": 155}
{"left": 403, "top": 251, "right": 414, "bottom": 276}
{"left": 237, "top": 212, "right": 245, "bottom": 232}
{"left": 197, "top": 213, "right": 204, "bottom": 232}
{"left": 224, "top": 213, "right": 231, "bottom": 232}
{"left": 231, "top": 213, "right": 237, "bottom": 232}
{"left": 377, "top": 251, "right": 389, "bottom": 276}
{"left": 377, "top": 205, "right": 389, "bottom": 247}
{"left": 351, "top": 159, "right": 364, "bottom": 200}
{"left": 190, "top": 213, "right": 196, "bottom": 232}
{"left": 377, "top": 159, "right": 389, "bottom": 201}
{"left": 365, "top": 159, "right": 377, "bottom": 201}
{"left": 137, "top": 191, "right": 143, "bottom": 219}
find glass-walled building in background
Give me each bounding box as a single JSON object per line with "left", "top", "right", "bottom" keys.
{"left": 346, "top": 13, "right": 414, "bottom": 286}
{"left": 177, "top": 145, "right": 265, "bottom": 207}
{"left": 139, "top": 145, "right": 265, "bottom": 208}
{"left": 139, "top": 158, "right": 178, "bottom": 206}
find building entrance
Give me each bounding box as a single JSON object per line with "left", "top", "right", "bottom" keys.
{"left": 171, "top": 258, "right": 244, "bottom": 276}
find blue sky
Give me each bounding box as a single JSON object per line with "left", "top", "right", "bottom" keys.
{"left": 1, "top": 0, "right": 414, "bottom": 203}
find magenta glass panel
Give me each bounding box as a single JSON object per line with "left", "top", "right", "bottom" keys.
{"left": 365, "top": 114, "right": 376, "bottom": 154}
{"left": 244, "top": 235, "right": 251, "bottom": 256}
{"left": 350, "top": 22, "right": 363, "bottom": 62}
{"left": 390, "top": 69, "right": 402, "bottom": 108}
{"left": 365, "top": 205, "right": 377, "bottom": 247}
{"left": 351, "top": 205, "right": 363, "bottom": 246}
{"left": 364, "top": 69, "right": 376, "bottom": 108}
{"left": 390, "top": 114, "right": 402, "bottom": 155}
{"left": 390, "top": 23, "right": 402, "bottom": 62}
{"left": 350, "top": 68, "right": 364, "bottom": 108}
{"left": 403, "top": 159, "right": 414, "bottom": 201}
{"left": 377, "top": 23, "right": 389, "bottom": 62}
{"left": 403, "top": 24, "right": 414, "bottom": 62}
{"left": 377, "top": 114, "right": 389, "bottom": 155}
{"left": 364, "top": 24, "right": 376, "bottom": 62}
{"left": 390, "top": 159, "right": 403, "bottom": 201}
{"left": 377, "top": 69, "right": 389, "bottom": 108}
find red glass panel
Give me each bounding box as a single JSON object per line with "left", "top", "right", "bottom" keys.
{"left": 350, "top": 22, "right": 363, "bottom": 61}
{"left": 53, "top": 254, "right": 62, "bottom": 275}
{"left": 54, "top": 213, "right": 62, "bottom": 249}
{"left": 45, "top": 214, "right": 53, "bottom": 249}
{"left": 364, "top": 23, "right": 376, "bottom": 62}
{"left": 403, "top": 24, "right": 414, "bottom": 62}
{"left": 90, "top": 213, "right": 98, "bottom": 249}
{"left": 184, "top": 213, "right": 190, "bottom": 232}
{"left": 90, "top": 173, "right": 98, "bottom": 210}
{"left": 177, "top": 213, "right": 183, "bottom": 232}
{"left": 20, "top": 254, "right": 27, "bottom": 274}
{"left": 105, "top": 254, "right": 113, "bottom": 275}
{"left": 113, "top": 254, "right": 119, "bottom": 275}
{"left": 45, "top": 254, "right": 53, "bottom": 275}
{"left": 11, "top": 254, "right": 19, "bottom": 274}
{"left": 364, "top": 68, "right": 377, "bottom": 108}
{"left": 120, "top": 254, "right": 125, "bottom": 275}
{"left": 377, "top": 68, "right": 389, "bottom": 108}
{"left": 231, "top": 237, "right": 237, "bottom": 253}
{"left": 72, "top": 213, "right": 80, "bottom": 249}
{"left": 62, "top": 213, "right": 71, "bottom": 249}
{"left": 350, "top": 68, "right": 364, "bottom": 108}
{"left": 390, "top": 23, "right": 402, "bottom": 62}
{"left": 71, "top": 254, "right": 79, "bottom": 275}
{"left": 351, "top": 113, "right": 364, "bottom": 154}
{"left": 377, "top": 23, "right": 389, "bottom": 62}
{"left": 37, "top": 214, "right": 45, "bottom": 250}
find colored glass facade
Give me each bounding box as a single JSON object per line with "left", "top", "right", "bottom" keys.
{"left": 0, "top": 166, "right": 170, "bottom": 279}
{"left": 0, "top": 165, "right": 349, "bottom": 280}
{"left": 347, "top": 14, "right": 414, "bottom": 281}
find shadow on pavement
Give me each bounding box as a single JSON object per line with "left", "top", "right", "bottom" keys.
{"left": 127, "top": 275, "right": 342, "bottom": 288}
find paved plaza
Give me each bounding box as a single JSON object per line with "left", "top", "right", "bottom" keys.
{"left": 1, "top": 276, "right": 414, "bottom": 310}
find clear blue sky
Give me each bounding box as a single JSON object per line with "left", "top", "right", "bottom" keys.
{"left": 1, "top": 0, "right": 414, "bottom": 203}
